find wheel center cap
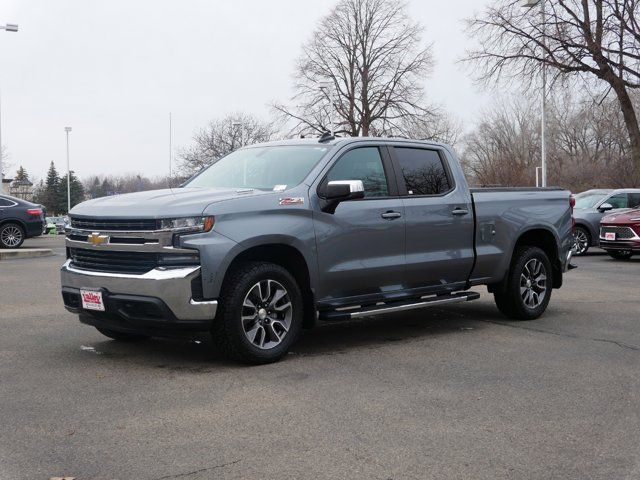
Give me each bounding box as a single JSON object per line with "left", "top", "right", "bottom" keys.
{"left": 258, "top": 308, "right": 268, "bottom": 320}
{"left": 526, "top": 279, "right": 532, "bottom": 288}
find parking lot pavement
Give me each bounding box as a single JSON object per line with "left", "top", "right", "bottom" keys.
{"left": 0, "top": 248, "right": 638, "bottom": 480}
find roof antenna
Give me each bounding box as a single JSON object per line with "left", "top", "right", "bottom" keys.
{"left": 318, "top": 131, "right": 335, "bottom": 143}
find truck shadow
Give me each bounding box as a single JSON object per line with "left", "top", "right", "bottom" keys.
{"left": 84, "top": 302, "right": 506, "bottom": 368}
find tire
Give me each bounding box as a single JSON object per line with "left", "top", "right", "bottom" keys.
{"left": 0, "top": 222, "right": 25, "bottom": 249}
{"left": 572, "top": 226, "right": 590, "bottom": 256}
{"left": 96, "top": 327, "right": 150, "bottom": 342}
{"left": 607, "top": 250, "right": 633, "bottom": 260}
{"left": 494, "top": 246, "right": 553, "bottom": 320}
{"left": 212, "top": 261, "right": 304, "bottom": 364}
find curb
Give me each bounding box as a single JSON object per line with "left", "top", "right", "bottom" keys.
{"left": 0, "top": 248, "right": 54, "bottom": 261}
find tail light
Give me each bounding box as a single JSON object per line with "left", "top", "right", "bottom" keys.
{"left": 26, "top": 208, "right": 43, "bottom": 216}
{"left": 569, "top": 194, "right": 576, "bottom": 230}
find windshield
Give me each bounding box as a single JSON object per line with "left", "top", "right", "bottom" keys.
{"left": 185, "top": 145, "right": 330, "bottom": 191}
{"left": 574, "top": 191, "right": 609, "bottom": 209}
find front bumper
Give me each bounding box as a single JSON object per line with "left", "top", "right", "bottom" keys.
{"left": 598, "top": 239, "right": 640, "bottom": 252}
{"left": 60, "top": 260, "right": 217, "bottom": 332}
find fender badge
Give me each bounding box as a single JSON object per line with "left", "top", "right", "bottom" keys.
{"left": 279, "top": 197, "right": 304, "bottom": 206}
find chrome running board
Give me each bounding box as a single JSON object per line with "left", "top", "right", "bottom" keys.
{"left": 320, "top": 291, "right": 480, "bottom": 321}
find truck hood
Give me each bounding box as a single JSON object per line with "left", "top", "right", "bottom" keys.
{"left": 70, "top": 187, "right": 268, "bottom": 218}
{"left": 601, "top": 208, "right": 640, "bottom": 225}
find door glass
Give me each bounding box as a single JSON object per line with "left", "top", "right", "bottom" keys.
{"left": 326, "top": 147, "right": 389, "bottom": 197}
{"left": 627, "top": 193, "right": 640, "bottom": 208}
{"left": 394, "top": 148, "right": 451, "bottom": 195}
{"left": 607, "top": 194, "right": 628, "bottom": 209}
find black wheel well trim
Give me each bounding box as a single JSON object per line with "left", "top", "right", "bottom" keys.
{"left": 0, "top": 218, "right": 27, "bottom": 231}
{"left": 489, "top": 227, "right": 564, "bottom": 293}
{"left": 220, "top": 243, "right": 316, "bottom": 329}
{"left": 573, "top": 222, "right": 594, "bottom": 242}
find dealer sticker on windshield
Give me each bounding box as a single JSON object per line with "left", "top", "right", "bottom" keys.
{"left": 80, "top": 289, "right": 105, "bottom": 311}
{"left": 605, "top": 232, "right": 616, "bottom": 241}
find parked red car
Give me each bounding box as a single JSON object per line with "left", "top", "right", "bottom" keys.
{"left": 599, "top": 208, "right": 640, "bottom": 260}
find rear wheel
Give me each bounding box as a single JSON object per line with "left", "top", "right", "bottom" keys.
{"left": 607, "top": 250, "right": 633, "bottom": 260}
{"left": 0, "top": 222, "right": 25, "bottom": 249}
{"left": 572, "top": 226, "right": 590, "bottom": 256}
{"left": 494, "top": 246, "right": 553, "bottom": 320}
{"left": 96, "top": 327, "right": 150, "bottom": 342}
{"left": 212, "top": 261, "right": 303, "bottom": 364}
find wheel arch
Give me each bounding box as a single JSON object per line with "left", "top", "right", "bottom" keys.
{"left": 220, "top": 243, "right": 316, "bottom": 328}
{"left": 573, "top": 221, "right": 595, "bottom": 245}
{"left": 512, "top": 228, "right": 562, "bottom": 289}
{"left": 489, "top": 226, "right": 563, "bottom": 293}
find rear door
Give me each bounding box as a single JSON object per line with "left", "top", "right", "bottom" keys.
{"left": 313, "top": 145, "right": 406, "bottom": 301}
{"left": 389, "top": 145, "right": 474, "bottom": 292}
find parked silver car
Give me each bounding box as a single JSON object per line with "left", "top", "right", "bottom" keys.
{"left": 573, "top": 188, "right": 640, "bottom": 255}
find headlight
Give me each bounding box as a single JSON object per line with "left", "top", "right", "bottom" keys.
{"left": 158, "top": 216, "right": 214, "bottom": 233}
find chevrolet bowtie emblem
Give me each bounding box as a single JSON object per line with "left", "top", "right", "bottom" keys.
{"left": 87, "top": 232, "right": 110, "bottom": 246}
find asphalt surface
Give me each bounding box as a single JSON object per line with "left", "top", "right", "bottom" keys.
{"left": 1, "top": 235, "right": 639, "bottom": 479}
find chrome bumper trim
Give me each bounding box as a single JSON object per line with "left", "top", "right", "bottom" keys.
{"left": 60, "top": 259, "right": 217, "bottom": 321}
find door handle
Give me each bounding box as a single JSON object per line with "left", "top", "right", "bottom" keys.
{"left": 381, "top": 211, "right": 402, "bottom": 220}
{"left": 452, "top": 208, "right": 469, "bottom": 216}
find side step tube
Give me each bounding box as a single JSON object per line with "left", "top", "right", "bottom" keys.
{"left": 320, "top": 291, "right": 481, "bottom": 321}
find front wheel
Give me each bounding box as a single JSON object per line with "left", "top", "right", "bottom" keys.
{"left": 572, "top": 226, "right": 590, "bottom": 256}
{"left": 212, "top": 261, "right": 303, "bottom": 364}
{"left": 494, "top": 246, "right": 553, "bottom": 320}
{"left": 607, "top": 250, "right": 633, "bottom": 260}
{"left": 0, "top": 222, "right": 25, "bottom": 249}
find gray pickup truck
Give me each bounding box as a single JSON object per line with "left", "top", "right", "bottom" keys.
{"left": 61, "top": 137, "right": 574, "bottom": 363}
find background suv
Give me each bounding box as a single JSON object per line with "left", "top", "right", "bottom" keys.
{"left": 572, "top": 188, "right": 640, "bottom": 255}
{"left": 0, "top": 194, "right": 44, "bottom": 248}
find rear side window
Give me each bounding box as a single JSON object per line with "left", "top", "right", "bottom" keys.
{"left": 325, "top": 147, "right": 389, "bottom": 198}
{"left": 394, "top": 148, "right": 451, "bottom": 196}
{"left": 0, "top": 198, "right": 15, "bottom": 207}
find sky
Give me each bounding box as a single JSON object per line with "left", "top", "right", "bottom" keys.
{"left": 0, "top": 0, "right": 493, "bottom": 181}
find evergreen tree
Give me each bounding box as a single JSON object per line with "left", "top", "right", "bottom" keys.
{"left": 57, "top": 170, "right": 85, "bottom": 213}
{"left": 39, "top": 162, "right": 60, "bottom": 213}
{"left": 15, "top": 166, "right": 28, "bottom": 181}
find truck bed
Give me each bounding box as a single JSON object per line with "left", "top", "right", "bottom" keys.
{"left": 469, "top": 188, "right": 573, "bottom": 286}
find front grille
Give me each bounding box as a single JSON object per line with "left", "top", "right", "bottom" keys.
{"left": 70, "top": 217, "right": 157, "bottom": 231}
{"left": 69, "top": 248, "right": 159, "bottom": 274}
{"left": 600, "top": 226, "right": 637, "bottom": 240}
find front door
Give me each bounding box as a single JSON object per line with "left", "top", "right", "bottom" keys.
{"left": 313, "top": 146, "right": 405, "bottom": 302}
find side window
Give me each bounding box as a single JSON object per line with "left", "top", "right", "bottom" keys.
{"left": 325, "top": 147, "right": 389, "bottom": 198}
{"left": 0, "top": 198, "right": 13, "bottom": 207}
{"left": 627, "top": 193, "right": 640, "bottom": 208}
{"left": 394, "top": 148, "right": 451, "bottom": 196}
{"left": 607, "top": 193, "right": 628, "bottom": 209}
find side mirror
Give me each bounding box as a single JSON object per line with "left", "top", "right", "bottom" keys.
{"left": 320, "top": 180, "right": 365, "bottom": 213}
{"left": 598, "top": 202, "right": 614, "bottom": 212}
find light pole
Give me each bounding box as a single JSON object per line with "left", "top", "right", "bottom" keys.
{"left": 522, "top": 0, "right": 547, "bottom": 187}
{"left": 0, "top": 22, "right": 19, "bottom": 193}
{"left": 65, "top": 127, "right": 72, "bottom": 213}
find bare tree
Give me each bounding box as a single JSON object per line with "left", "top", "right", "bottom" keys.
{"left": 463, "top": 99, "right": 541, "bottom": 187}
{"left": 275, "top": 0, "right": 435, "bottom": 137}
{"left": 463, "top": 91, "right": 636, "bottom": 189}
{"left": 464, "top": 0, "right": 640, "bottom": 181}
{"left": 178, "top": 112, "right": 278, "bottom": 176}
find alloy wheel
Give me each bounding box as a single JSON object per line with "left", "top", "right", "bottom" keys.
{"left": 520, "top": 258, "right": 547, "bottom": 309}
{"left": 1, "top": 225, "right": 23, "bottom": 248}
{"left": 241, "top": 279, "right": 293, "bottom": 349}
{"left": 573, "top": 229, "right": 588, "bottom": 255}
